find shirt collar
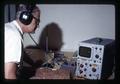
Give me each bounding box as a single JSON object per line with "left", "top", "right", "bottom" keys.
{"left": 12, "top": 20, "right": 23, "bottom": 35}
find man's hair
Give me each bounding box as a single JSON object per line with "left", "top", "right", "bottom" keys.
{"left": 16, "top": 4, "right": 26, "bottom": 19}
{"left": 16, "top": 4, "right": 39, "bottom": 19}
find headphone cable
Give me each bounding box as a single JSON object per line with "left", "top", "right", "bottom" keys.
{"left": 28, "top": 33, "right": 39, "bottom": 47}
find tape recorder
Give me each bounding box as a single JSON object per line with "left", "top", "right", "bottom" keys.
{"left": 75, "top": 37, "right": 115, "bottom": 79}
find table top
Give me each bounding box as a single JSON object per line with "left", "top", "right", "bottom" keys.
{"left": 30, "top": 67, "right": 71, "bottom": 79}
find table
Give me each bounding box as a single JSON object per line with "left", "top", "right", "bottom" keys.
{"left": 30, "top": 67, "right": 71, "bottom": 79}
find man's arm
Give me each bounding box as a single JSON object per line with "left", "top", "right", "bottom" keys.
{"left": 4, "top": 62, "right": 17, "bottom": 79}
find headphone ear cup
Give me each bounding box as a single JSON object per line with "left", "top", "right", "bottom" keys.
{"left": 19, "top": 11, "right": 33, "bottom": 25}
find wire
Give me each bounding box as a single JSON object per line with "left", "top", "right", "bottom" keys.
{"left": 28, "top": 33, "right": 39, "bottom": 47}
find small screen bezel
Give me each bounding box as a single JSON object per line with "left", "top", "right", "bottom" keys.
{"left": 79, "top": 46, "right": 92, "bottom": 58}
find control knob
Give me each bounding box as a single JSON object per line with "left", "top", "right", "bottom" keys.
{"left": 92, "top": 68, "right": 96, "bottom": 72}
{"left": 95, "top": 54, "right": 99, "bottom": 59}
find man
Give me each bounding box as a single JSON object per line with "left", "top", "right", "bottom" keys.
{"left": 4, "top": 4, "right": 40, "bottom": 79}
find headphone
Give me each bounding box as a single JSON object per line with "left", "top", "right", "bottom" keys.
{"left": 18, "top": 4, "right": 35, "bottom": 25}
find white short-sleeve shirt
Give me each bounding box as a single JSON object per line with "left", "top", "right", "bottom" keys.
{"left": 5, "top": 20, "right": 23, "bottom": 63}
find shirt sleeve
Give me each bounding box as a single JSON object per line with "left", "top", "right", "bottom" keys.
{"left": 5, "top": 25, "right": 22, "bottom": 63}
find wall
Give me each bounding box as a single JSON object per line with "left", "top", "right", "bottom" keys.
{"left": 23, "top": 4, "right": 115, "bottom": 52}
{"left": 4, "top": 4, "right": 16, "bottom": 23}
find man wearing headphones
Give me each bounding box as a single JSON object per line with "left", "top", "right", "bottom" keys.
{"left": 4, "top": 4, "right": 40, "bottom": 79}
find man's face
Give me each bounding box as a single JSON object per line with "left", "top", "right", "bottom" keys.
{"left": 25, "top": 7, "right": 40, "bottom": 33}
{"left": 32, "top": 10, "right": 40, "bottom": 31}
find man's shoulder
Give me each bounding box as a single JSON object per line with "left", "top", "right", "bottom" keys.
{"left": 5, "top": 20, "right": 19, "bottom": 35}
{"left": 5, "top": 20, "right": 15, "bottom": 26}
{"left": 5, "top": 20, "right": 17, "bottom": 29}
